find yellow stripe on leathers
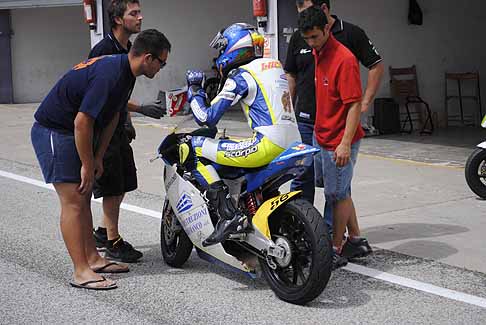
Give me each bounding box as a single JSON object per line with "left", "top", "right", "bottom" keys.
{"left": 240, "top": 67, "right": 277, "bottom": 124}
{"left": 252, "top": 191, "right": 301, "bottom": 239}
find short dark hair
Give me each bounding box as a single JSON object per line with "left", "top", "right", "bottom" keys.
{"left": 316, "top": 0, "right": 330, "bottom": 9}
{"left": 131, "top": 29, "right": 171, "bottom": 57}
{"left": 108, "top": 0, "right": 140, "bottom": 29}
{"left": 298, "top": 6, "right": 328, "bottom": 33}
{"left": 296, "top": 0, "right": 330, "bottom": 9}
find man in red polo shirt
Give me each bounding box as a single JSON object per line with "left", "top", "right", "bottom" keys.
{"left": 298, "top": 6, "right": 370, "bottom": 269}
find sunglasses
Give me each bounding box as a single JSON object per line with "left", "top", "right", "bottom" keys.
{"left": 151, "top": 54, "right": 167, "bottom": 68}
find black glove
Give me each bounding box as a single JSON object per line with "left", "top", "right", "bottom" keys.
{"left": 140, "top": 100, "right": 166, "bottom": 119}
{"left": 124, "top": 121, "right": 136, "bottom": 143}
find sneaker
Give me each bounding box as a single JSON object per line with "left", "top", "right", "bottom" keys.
{"left": 341, "top": 237, "right": 373, "bottom": 260}
{"left": 105, "top": 236, "right": 143, "bottom": 263}
{"left": 332, "top": 249, "right": 348, "bottom": 270}
{"left": 93, "top": 227, "right": 108, "bottom": 250}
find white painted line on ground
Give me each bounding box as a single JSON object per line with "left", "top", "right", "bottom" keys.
{"left": 1, "top": 169, "right": 486, "bottom": 309}
{"left": 0, "top": 170, "right": 161, "bottom": 220}
{"left": 344, "top": 263, "right": 486, "bottom": 309}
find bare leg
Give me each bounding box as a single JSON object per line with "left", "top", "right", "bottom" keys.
{"left": 101, "top": 194, "right": 124, "bottom": 240}
{"left": 332, "top": 197, "right": 355, "bottom": 249}
{"left": 54, "top": 183, "right": 115, "bottom": 288}
{"left": 346, "top": 200, "right": 361, "bottom": 238}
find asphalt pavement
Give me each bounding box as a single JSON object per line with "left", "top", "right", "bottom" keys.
{"left": 1, "top": 104, "right": 486, "bottom": 324}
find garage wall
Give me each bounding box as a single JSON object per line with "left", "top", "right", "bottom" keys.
{"left": 332, "top": 0, "right": 486, "bottom": 126}
{"left": 11, "top": 6, "right": 90, "bottom": 103}
{"left": 129, "top": 0, "right": 254, "bottom": 103}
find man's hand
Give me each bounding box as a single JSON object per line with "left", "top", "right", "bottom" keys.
{"left": 186, "top": 70, "right": 206, "bottom": 88}
{"left": 78, "top": 164, "right": 95, "bottom": 195}
{"left": 360, "top": 101, "right": 370, "bottom": 113}
{"left": 140, "top": 100, "right": 166, "bottom": 119}
{"left": 334, "top": 142, "right": 351, "bottom": 167}
{"left": 125, "top": 121, "right": 136, "bottom": 143}
{"left": 94, "top": 157, "right": 104, "bottom": 180}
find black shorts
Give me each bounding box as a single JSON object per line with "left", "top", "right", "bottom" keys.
{"left": 93, "top": 127, "right": 137, "bottom": 199}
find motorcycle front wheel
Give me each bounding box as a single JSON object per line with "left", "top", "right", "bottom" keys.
{"left": 260, "top": 198, "right": 332, "bottom": 305}
{"left": 465, "top": 147, "right": 486, "bottom": 199}
{"left": 160, "top": 200, "right": 193, "bottom": 267}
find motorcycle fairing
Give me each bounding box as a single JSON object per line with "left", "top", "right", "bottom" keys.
{"left": 477, "top": 141, "right": 486, "bottom": 149}
{"left": 164, "top": 164, "right": 250, "bottom": 272}
{"left": 245, "top": 142, "right": 319, "bottom": 193}
{"left": 252, "top": 191, "right": 302, "bottom": 239}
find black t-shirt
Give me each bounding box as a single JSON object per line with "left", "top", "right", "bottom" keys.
{"left": 284, "top": 15, "right": 382, "bottom": 123}
{"left": 88, "top": 32, "right": 133, "bottom": 125}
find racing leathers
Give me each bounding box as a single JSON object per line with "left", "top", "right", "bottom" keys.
{"left": 185, "top": 58, "right": 301, "bottom": 246}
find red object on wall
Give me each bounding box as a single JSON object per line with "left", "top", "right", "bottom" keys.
{"left": 253, "top": 0, "right": 267, "bottom": 17}
{"left": 83, "top": 0, "right": 96, "bottom": 25}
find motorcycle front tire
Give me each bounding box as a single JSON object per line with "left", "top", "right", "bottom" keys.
{"left": 465, "top": 147, "right": 486, "bottom": 199}
{"left": 160, "top": 202, "right": 193, "bottom": 267}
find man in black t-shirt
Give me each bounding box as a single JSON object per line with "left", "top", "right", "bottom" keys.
{"left": 285, "top": 0, "right": 381, "bottom": 260}
{"left": 89, "top": 0, "right": 166, "bottom": 263}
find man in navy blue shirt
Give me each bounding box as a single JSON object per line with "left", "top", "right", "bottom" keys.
{"left": 89, "top": 0, "right": 165, "bottom": 263}
{"left": 31, "top": 29, "right": 171, "bottom": 290}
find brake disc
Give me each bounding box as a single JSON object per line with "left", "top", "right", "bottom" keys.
{"left": 274, "top": 237, "right": 293, "bottom": 268}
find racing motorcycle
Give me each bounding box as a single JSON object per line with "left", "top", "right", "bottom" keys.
{"left": 155, "top": 127, "right": 332, "bottom": 305}
{"left": 465, "top": 115, "right": 486, "bottom": 199}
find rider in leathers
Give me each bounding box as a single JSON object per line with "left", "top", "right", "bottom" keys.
{"left": 184, "top": 23, "right": 301, "bottom": 246}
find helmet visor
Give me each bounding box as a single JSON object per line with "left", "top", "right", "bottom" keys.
{"left": 209, "top": 30, "right": 227, "bottom": 51}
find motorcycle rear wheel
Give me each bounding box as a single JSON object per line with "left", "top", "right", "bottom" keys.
{"left": 160, "top": 201, "right": 193, "bottom": 267}
{"left": 260, "top": 198, "right": 332, "bottom": 305}
{"left": 465, "top": 148, "right": 486, "bottom": 199}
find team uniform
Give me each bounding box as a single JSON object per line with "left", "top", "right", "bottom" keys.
{"left": 32, "top": 54, "right": 135, "bottom": 184}
{"left": 187, "top": 58, "right": 301, "bottom": 187}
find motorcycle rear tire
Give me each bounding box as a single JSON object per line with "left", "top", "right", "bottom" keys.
{"left": 160, "top": 202, "right": 194, "bottom": 267}
{"left": 260, "top": 199, "right": 332, "bottom": 305}
{"left": 465, "top": 148, "right": 486, "bottom": 199}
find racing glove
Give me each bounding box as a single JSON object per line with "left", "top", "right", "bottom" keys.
{"left": 186, "top": 70, "right": 207, "bottom": 103}
{"left": 124, "top": 120, "right": 136, "bottom": 143}
{"left": 186, "top": 70, "right": 206, "bottom": 88}
{"left": 140, "top": 100, "right": 166, "bottom": 119}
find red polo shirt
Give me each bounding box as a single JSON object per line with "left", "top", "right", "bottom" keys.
{"left": 313, "top": 34, "right": 364, "bottom": 150}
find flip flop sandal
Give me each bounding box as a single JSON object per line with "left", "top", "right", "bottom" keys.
{"left": 93, "top": 262, "right": 129, "bottom": 274}
{"left": 70, "top": 276, "right": 117, "bottom": 290}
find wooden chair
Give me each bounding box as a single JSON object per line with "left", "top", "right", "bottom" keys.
{"left": 445, "top": 72, "right": 482, "bottom": 127}
{"left": 389, "top": 65, "right": 433, "bottom": 134}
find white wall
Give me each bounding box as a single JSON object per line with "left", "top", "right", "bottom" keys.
{"left": 332, "top": 0, "right": 486, "bottom": 126}
{"left": 11, "top": 6, "right": 90, "bottom": 103}
{"left": 129, "top": 0, "right": 254, "bottom": 103}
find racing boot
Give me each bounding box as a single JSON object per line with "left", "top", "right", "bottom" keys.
{"left": 202, "top": 181, "right": 246, "bottom": 247}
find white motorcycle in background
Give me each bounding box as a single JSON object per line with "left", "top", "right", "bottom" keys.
{"left": 465, "top": 115, "right": 486, "bottom": 199}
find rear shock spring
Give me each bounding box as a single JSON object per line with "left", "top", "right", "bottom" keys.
{"left": 245, "top": 193, "right": 258, "bottom": 216}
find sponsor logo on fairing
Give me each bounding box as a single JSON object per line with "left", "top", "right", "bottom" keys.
{"left": 292, "top": 144, "right": 307, "bottom": 151}
{"left": 176, "top": 192, "right": 193, "bottom": 213}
